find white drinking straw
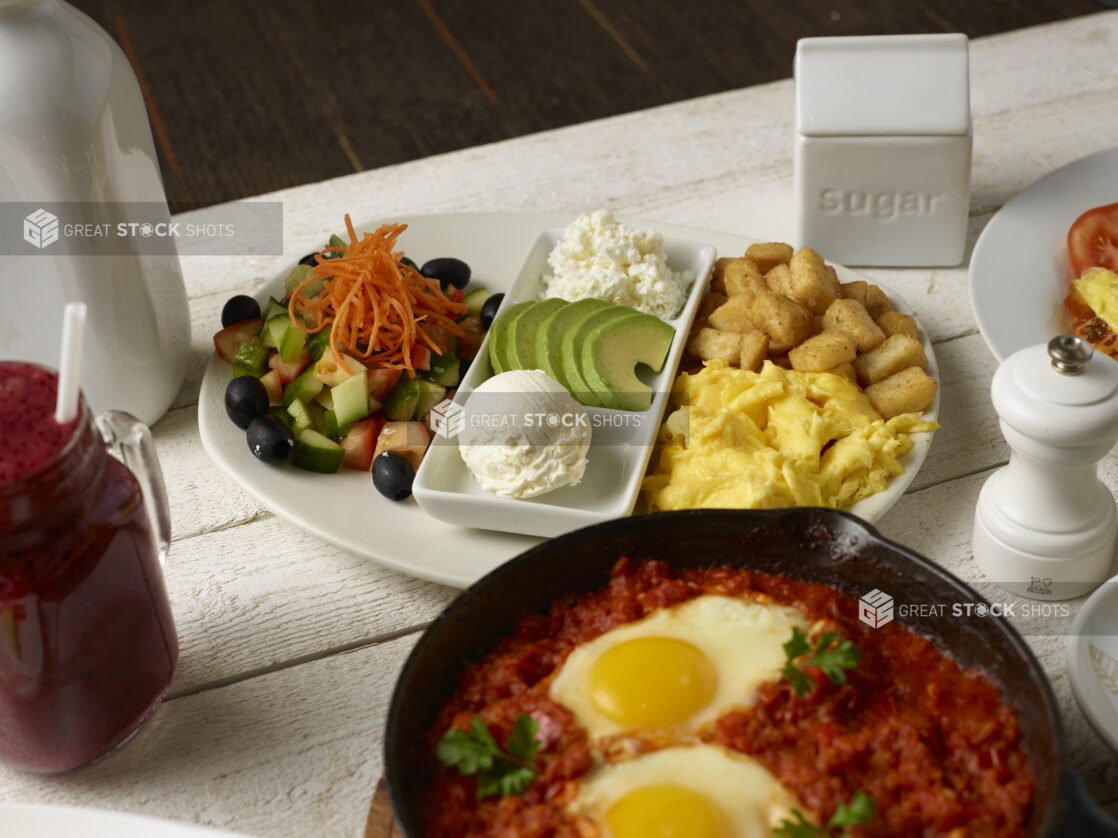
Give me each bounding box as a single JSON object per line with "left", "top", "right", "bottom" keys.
{"left": 54, "top": 301, "right": 87, "bottom": 424}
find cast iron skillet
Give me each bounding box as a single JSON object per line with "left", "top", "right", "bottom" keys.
{"left": 385, "top": 509, "right": 1117, "bottom": 836}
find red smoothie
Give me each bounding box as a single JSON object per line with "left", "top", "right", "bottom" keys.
{"left": 0, "top": 361, "right": 178, "bottom": 773}
{"left": 0, "top": 363, "right": 77, "bottom": 482}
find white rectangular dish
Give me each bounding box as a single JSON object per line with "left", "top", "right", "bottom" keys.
{"left": 411, "top": 228, "right": 717, "bottom": 537}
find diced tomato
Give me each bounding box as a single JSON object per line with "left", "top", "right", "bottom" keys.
{"left": 214, "top": 318, "right": 264, "bottom": 363}
{"left": 259, "top": 370, "right": 283, "bottom": 404}
{"left": 410, "top": 343, "right": 432, "bottom": 371}
{"left": 367, "top": 367, "right": 403, "bottom": 401}
{"left": 268, "top": 347, "right": 311, "bottom": 384}
{"left": 450, "top": 288, "right": 465, "bottom": 304}
{"left": 340, "top": 417, "right": 383, "bottom": 471}
{"left": 419, "top": 323, "right": 459, "bottom": 356}
{"left": 374, "top": 421, "right": 430, "bottom": 471}
{"left": 1068, "top": 202, "right": 1118, "bottom": 277}
{"left": 456, "top": 316, "right": 485, "bottom": 359}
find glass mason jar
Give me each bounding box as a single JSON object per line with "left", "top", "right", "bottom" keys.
{"left": 0, "top": 361, "right": 177, "bottom": 773}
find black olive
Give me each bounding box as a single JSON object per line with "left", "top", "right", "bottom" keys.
{"left": 246, "top": 416, "right": 296, "bottom": 466}
{"left": 221, "top": 294, "right": 261, "bottom": 327}
{"left": 372, "top": 451, "right": 415, "bottom": 501}
{"left": 420, "top": 257, "right": 471, "bottom": 290}
{"left": 298, "top": 252, "right": 322, "bottom": 268}
{"left": 400, "top": 256, "right": 419, "bottom": 272}
{"left": 225, "top": 376, "right": 270, "bottom": 429}
{"left": 479, "top": 293, "right": 504, "bottom": 329}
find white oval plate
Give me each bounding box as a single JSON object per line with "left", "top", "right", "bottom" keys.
{"left": 1067, "top": 575, "right": 1118, "bottom": 754}
{"left": 969, "top": 145, "right": 1118, "bottom": 363}
{"left": 0, "top": 803, "right": 249, "bottom": 838}
{"left": 198, "top": 212, "right": 938, "bottom": 588}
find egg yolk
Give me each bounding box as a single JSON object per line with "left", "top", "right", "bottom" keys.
{"left": 589, "top": 637, "right": 717, "bottom": 727}
{"left": 606, "top": 784, "right": 729, "bottom": 838}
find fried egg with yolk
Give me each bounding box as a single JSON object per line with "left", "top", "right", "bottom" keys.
{"left": 567, "top": 743, "right": 801, "bottom": 838}
{"left": 548, "top": 594, "right": 807, "bottom": 737}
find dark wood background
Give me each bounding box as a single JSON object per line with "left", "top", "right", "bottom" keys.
{"left": 69, "top": 0, "right": 1110, "bottom": 212}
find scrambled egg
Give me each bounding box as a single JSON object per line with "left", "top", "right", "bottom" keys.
{"left": 641, "top": 360, "right": 937, "bottom": 511}
{"left": 1074, "top": 267, "right": 1118, "bottom": 332}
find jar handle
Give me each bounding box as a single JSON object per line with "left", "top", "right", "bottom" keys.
{"left": 94, "top": 411, "right": 172, "bottom": 565}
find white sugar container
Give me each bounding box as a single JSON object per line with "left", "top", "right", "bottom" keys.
{"left": 794, "top": 34, "right": 972, "bottom": 267}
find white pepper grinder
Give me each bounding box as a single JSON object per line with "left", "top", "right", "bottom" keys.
{"left": 973, "top": 335, "right": 1118, "bottom": 600}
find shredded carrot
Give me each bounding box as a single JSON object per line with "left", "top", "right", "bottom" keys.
{"left": 287, "top": 215, "right": 468, "bottom": 374}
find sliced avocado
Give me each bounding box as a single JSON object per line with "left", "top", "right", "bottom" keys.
{"left": 560, "top": 305, "right": 632, "bottom": 407}
{"left": 487, "top": 300, "right": 535, "bottom": 376}
{"left": 581, "top": 311, "right": 675, "bottom": 412}
{"left": 536, "top": 298, "right": 609, "bottom": 390}
{"left": 507, "top": 298, "right": 566, "bottom": 371}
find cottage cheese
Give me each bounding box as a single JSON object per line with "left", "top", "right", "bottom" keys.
{"left": 541, "top": 210, "right": 692, "bottom": 321}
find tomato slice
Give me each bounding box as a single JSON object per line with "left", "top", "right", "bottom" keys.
{"left": 267, "top": 347, "right": 311, "bottom": 384}
{"left": 213, "top": 318, "right": 264, "bottom": 363}
{"left": 1067, "top": 202, "right": 1118, "bottom": 277}
{"left": 368, "top": 368, "right": 403, "bottom": 401}
{"left": 259, "top": 369, "right": 283, "bottom": 404}
{"left": 340, "top": 417, "right": 383, "bottom": 471}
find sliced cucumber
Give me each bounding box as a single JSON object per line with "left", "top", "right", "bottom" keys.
{"left": 286, "top": 398, "right": 313, "bottom": 433}
{"left": 307, "top": 328, "right": 332, "bottom": 361}
{"left": 464, "top": 288, "right": 489, "bottom": 318}
{"left": 421, "top": 354, "right": 460, "bottom": 387}
{"left": 414, "top": 381, "right": 446, "bottom": 422}
{"left": 264, "top": 297, "right": 289, "bottom": 321}
{"left": 331, "top": 370, "right": 370, "bottom": 427}
{"left": 292, "top": 428, "right": 344, "bottom": 474}
{"left": 383, "top": 376, "right": 422, "bottom": 421}
{"left": 233, "top": 340, "right": 268, "bottom": 376}
{"left": 284, "top": 264, "right": 325, "bottom": 297}
{"left": 321, "top": 409, "right": 348, "bottom": 440}
{"left": 282, "top": 363, "right": 324, "bottom": 407}
{"left": 265, "top": 314, "right": 308, "bottom": 363}
{"left": 268, "top": 405, "right": 295, "bottom": 431}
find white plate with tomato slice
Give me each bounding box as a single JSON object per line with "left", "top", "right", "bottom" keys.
{"left": 969, "top": 145, "right": 1118, "bottom": 363}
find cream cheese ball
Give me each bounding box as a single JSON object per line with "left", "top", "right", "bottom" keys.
{"left": 458, "top": 369, "right": 592, "bottom": 498}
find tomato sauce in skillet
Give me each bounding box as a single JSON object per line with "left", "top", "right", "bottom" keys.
{"left": 426, "top": 559, "right": 1035, "bottom": 837}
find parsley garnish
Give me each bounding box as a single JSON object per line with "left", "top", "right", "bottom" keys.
{"left": 782, "top": 626, "right": 861, "bottom": 696}
{"left": 436, "top": 713, "right": 541, "bottom": 799}
{"left": 775, "top": 790, "right": 877, "bottom": 837}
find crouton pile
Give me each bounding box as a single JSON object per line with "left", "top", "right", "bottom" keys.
{"left": 686, "top": 242, "right": 937, "bottom": 419}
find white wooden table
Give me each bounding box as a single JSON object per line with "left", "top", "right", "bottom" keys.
{"left": 4, "top": 11, "right": 1118, "bottom": 835}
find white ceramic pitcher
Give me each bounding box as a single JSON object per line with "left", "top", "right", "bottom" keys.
{"left": 0, "top": 0, "right": 189, "bottom": 426}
